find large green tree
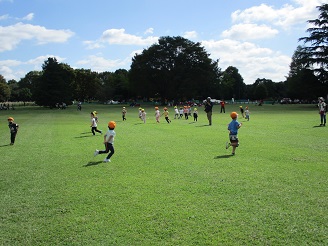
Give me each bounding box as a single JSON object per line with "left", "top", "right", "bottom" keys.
{"left": 286, "top": 46, "right": 322, "bottom": 100}
{"left": 220, "top": 66, "right": 245, "bottom": 100}
{"left": 299, "top": 3, "right": 328, "bottom": 84}
{"left": 34, "top": 58, "right": 75, "bottom": 107}
{"left": 73, "top": 69, "right": 100, "bottom": 101}
{"left": 0, "top": 75, "right": 11, "bottom": 101}
{"left": 129, "top": 36, "right": 220, "bottom": 101}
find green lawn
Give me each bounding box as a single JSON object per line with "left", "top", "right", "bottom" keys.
{"left": 0, "top": 103, "right": 327, "bottom": 245}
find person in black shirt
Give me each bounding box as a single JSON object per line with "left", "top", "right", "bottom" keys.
{"left": 8, "top": 117, "right": 19, "bottom": 145}
{"left": 204, "top": 97, "right": 214, "bottom": 125}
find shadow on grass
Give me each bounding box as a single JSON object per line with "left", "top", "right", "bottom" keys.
{"left": 84, "top": 161, "right": 103, "bottom": 167}
{"left": 214, "top": 154, "right": 233, "bottom": 159}
{"left": 75, "top": 135, "right": 93, "bottom": 138}
{"left": 313, "top": 125, "right": 326, "bottom": 128}
{"left": 196, "top": 124, "right": 211, "bottom": 127}
{"left": 0, "top": 144, "right": 10, "bottom": 147}
{"left": 80, "top": 132, "right": 91, "bottom": 134}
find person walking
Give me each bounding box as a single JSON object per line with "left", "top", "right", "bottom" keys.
{"left": 318, "top": 97, "right": 327, "bottom": 126}
{"left": 204, "top": 97, "right": 214, "bottom": 125}
{"left": 220, "top": 100, "right": 225, "bottom": 113}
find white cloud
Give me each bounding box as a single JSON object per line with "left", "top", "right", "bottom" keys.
{"left": 144, "top": 28, "right": 154, "bottom": 34}
{"left": 0, "top": 23, "right": 74, "bottom": 52}
{"left": 231, "top": 0, "right": 326, "bottom": 29}
{"left": 76, "top": 55, "right": 130, "bottom": 72}
{"left": 21, "top": 13, "right": 34, "bottom": 21}
{"left": 183, "top": 31, "right": 198, "bottom": 39}
{"left": 0, "top": 14, "right": 9, "bottom": 20}
{"left": 202, "top": 39, "right": 291, "bottom": 83}
{"left": 84, "top": 28, "right": 158, "bottom": 49}
{"left": 221, "top": 23, "right": 279, "bottom": 40}
{"left": 26, "top": 55, "right": 66, "bottom": 66}
{"left": 0, "top": 55, "right": 67, "bottom": 80}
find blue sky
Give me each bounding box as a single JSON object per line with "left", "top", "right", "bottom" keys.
{"left": 0, "top": 0, "right": 326, "bottom": 84}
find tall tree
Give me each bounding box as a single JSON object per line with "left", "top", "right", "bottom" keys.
{"left": 287, "top": 46, "right": 322, "bottom": 100}
{"left": 18, "top": 71, "right": 42, "bottom": 94}
{"left": 73, "top": 69, "right": 100, "bottom": 101}
{"left": 220, "top": 66, "right": 245, "bottom": 100}
{"left": 299, "top": 3, "right": 328, "bottom": 84}
{"left": 34, "top": 58, "right": 75, "bottom": 107}
{"left": 0, "top": 75, "right": 11, "bottom": 101}
{"left": 129, "top": 36, "right": 220, "bottom": 101}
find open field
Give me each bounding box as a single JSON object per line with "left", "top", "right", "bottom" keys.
{"left": 0, "top": 103, "right": 327, "bottom": 245}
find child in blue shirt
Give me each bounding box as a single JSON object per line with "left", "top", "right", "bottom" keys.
{"left": 226, "top": 112, "right": 242, "bottom": 155}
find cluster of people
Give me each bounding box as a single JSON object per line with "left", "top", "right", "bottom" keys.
{"left": 0, "top": 103, "right": 14, "bottom": 110}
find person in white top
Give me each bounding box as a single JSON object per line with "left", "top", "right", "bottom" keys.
{"left": 318, "top": 97, "right": 326, "bottom": 126}
{"left": 141, "top": 109, "right": 147, "bottom": 123}
{"left": 174, "top": 106, "right": 180, "bottom": 119}
{"left": 154, "top": 107, "right": 160, "bottom": 123}
{"left": 94, "top": 121, "right": 116, "bottom": 162}
{"left": 90, "top": 112, "right": 102, "bottom": 135}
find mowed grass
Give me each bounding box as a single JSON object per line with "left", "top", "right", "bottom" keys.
{"left": 0, "top": 103, "right": 327, "bottom": 245}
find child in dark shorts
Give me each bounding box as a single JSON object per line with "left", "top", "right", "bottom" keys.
{"left": 226, "top": 112, "right": 242, "bottom": 155}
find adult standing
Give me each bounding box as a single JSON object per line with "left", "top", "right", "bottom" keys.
{"left": 204, "top": 97, "right": 214, "bottom": 125}
{"left": 318, "top": 97, "right": 326, "bottom": 126}
{"left": 220, "top": 100, "right": 225, "bottom": 113}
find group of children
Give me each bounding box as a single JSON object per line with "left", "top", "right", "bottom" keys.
{"left": 239, "top": 106, "right": 250, "bottom": 121}
{"left": 138, "top": 106, "right": 199, "bottom": 123}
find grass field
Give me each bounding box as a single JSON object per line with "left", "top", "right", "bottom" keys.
{"left": 0, "top": 103, "right": 327, "bottom": 245}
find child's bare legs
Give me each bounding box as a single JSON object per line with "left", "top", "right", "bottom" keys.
{"left": 231, "top": 143, "right": 237, "bottom": 155}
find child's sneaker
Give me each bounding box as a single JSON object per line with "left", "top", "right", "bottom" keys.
{"left": 103, "top": 158, "right": 111, "bottom": 163}
{"left": 225, "top": 142, "right": 231, "bottom": 149}
{"left": 94, "top": 149, "right": 99, "bottom": 156}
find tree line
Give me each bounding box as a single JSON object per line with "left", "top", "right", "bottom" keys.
{"left": 0, "top": 4, "right": 327, "bottom": 107}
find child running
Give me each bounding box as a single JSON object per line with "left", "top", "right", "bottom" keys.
{"left": 162, "top": 107, "right": 171, "bottom": 123}
{"left": 122, "top": 107, "right": 127, "bottom": 121}
{"left": 245, "top": 106, "right": 250, "bottom": 121}
{"left": 141, "top": 109, "right": 147, "bottom": 123}
{"left": 94, "top": 121, "right": 116, "bottom": 162}
{"left": 179, "top": 107, "right": 184, "bottom": 119}
{"left": 193, "top": 108, "right": 198, "bottom": 121}
{"left": 174, "top": 106, "right": 180, "bottom": 119}
{"left": 183, "top": 106, "right": 189, "bottom": 120}
{"left": 155, "top": 107, "right": 160, "bottom": 123}
{"left": 91, "top": 112, "right": 102, "bottom": 135}
{"left": 226, "top": 112, "right": 242, "bottom": 155}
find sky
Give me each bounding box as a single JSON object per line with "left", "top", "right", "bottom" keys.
{"left": 0, "top": 0, "right": 327, "bottom": 84}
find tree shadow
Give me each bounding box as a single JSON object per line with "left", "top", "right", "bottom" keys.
{"left": 214, "top": 154, "right": 233, "bottom": 159}
{"left": 84, "top": 161, "right": 103, "bottom": 167}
